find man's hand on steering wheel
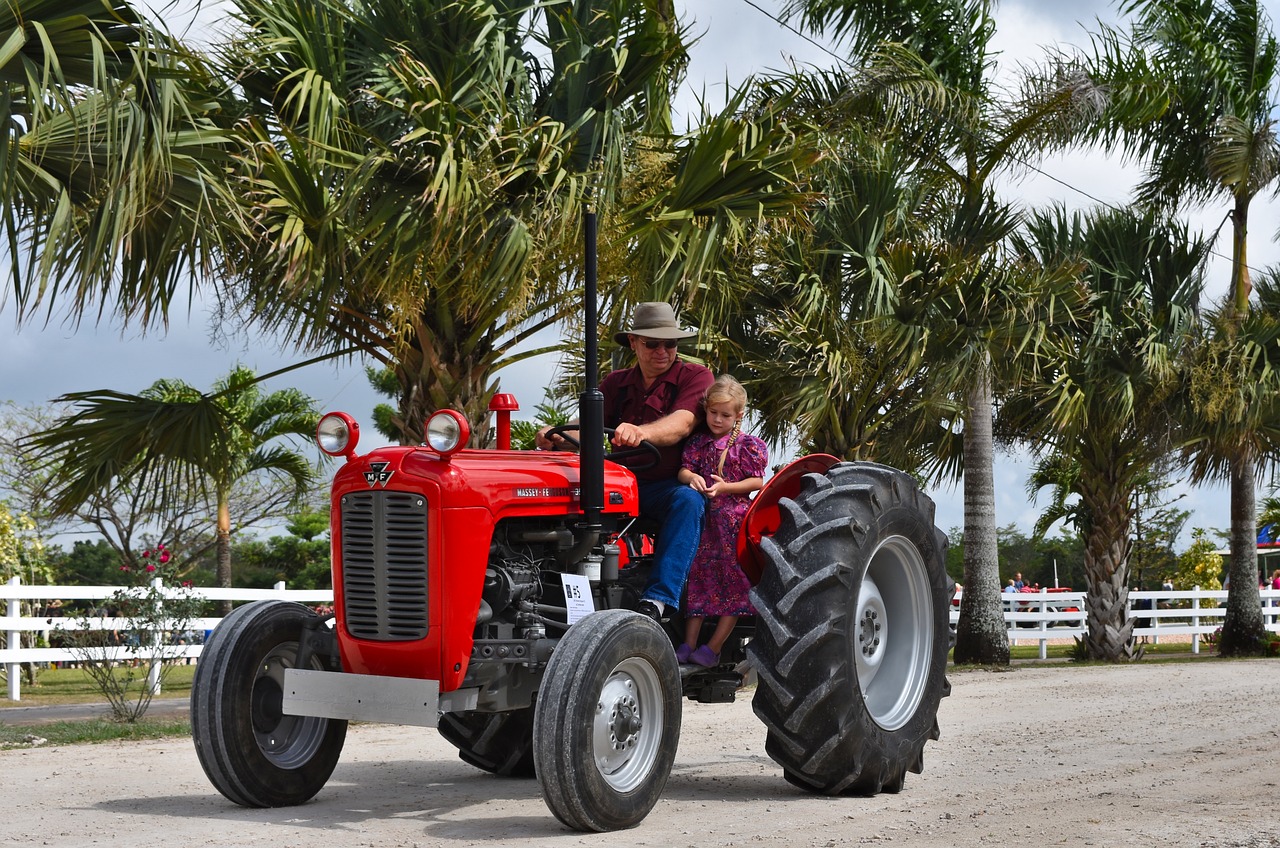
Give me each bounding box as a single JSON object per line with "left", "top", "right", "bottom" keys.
{"left": 540, "top": 424, "right": 661, "bottom": 470}
{"left": 609, "top": 421, "right": 646, "bottom": 448}
{"left": 537, "top": 424, "right": 578, "bottom": 451}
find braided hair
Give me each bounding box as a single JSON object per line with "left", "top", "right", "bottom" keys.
{"left": 704, "top": 375, "right": 747, "bottom": 475}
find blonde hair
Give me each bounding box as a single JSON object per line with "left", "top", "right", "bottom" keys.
{"left": 704, "top": 374, "right": 747, "bottom": 414}
{"left": 703, "top": 375, "right": 747, "bottom": 455}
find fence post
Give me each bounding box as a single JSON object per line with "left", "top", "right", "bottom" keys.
{"left": 1152, "top": 590, "right": 1160, "bottom": 646}
{"left": 1037, "top": 591, "right": 1049, "bottom": 660}
{"left": 1191, "top": 585, "right": 1201, "bottom": 655}
{"left": 5, "top": 576, "right": 20, "bottom": 701}
{"left": 147, "top": 577, "right": 163, "bottom": 696}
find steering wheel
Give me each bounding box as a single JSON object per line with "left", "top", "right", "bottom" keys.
{"left": 544, "top": 424, "right": 662, "bottom": 471}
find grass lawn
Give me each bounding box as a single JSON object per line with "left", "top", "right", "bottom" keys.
{"left": 1, "top": 664, "right": 196, "bottom": 706}
{"left": 1004, "top": 636, "right": 1217, "bottom": 662}
{"left": 0, "top": 717, "right": 190, "bottom": 747}
{"left": 0, "top": 665, "right": 195, "bottom": 748}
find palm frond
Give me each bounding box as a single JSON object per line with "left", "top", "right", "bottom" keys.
{"left": 22, "top": 389, "right": 233, "bottom": 517}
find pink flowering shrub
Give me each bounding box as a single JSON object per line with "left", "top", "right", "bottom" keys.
{"left": 68, "top": 542, "right": 204, "bottom": 722}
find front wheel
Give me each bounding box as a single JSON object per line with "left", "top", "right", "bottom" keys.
{"left": 533, "top": 610, "right": 681, "bottom": 831}
{"left": 191, "top": 601, "right": 347, "bottom": 807}
{"left": 748, "top": 462, "right": 953, "bottom": 795}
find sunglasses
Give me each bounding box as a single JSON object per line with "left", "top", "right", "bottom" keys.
{"left": 639, "top": 338, "right": 678, "bottom": 350}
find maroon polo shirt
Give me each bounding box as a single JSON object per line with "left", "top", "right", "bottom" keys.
{"left": 600, "top": 358, "right": 714, "bottom": 481}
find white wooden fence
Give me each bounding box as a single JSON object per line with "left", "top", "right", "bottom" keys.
{"left": 7, "top": 578, "right": 1280, "bottom": 702}
{"left": 1, "top": 576, "right": 333, "bottom": 701}
{"left": 952, "top": 587, "right": 1280, "bottom": 659}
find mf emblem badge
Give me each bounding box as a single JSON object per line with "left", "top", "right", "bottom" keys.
{"left": 364, "top": 461, "right": 394, "bottom": 488}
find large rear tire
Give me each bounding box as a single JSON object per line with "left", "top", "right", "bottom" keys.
{"left": 191, "top": 600, "right": 347, "bottom": 807}
{"left": 533, "top": 610, "right": 681, "bottom": 831}
{"left": 748, "top": 462, "right": 953, "bottom": 795}
{"left": 438, "top": 707, "right": 536, "bottom": 777}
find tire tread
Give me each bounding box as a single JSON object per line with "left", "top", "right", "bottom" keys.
{"left": 747, "top": 462, "right": 953, "bottom": 796}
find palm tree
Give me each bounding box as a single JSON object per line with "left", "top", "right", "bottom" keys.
{"left": 1179, "top": 274, "right": 1280, "bottom": 653}
{"left": 1006, "top": 205, "right": 1209, "bottom": 661}
{"left": 679, "top": 70, "right": 937, "bottom": 467}
{"left": 1086, "top": 0, "right": 1280, "bottom": 655}
{"left": 214, "top": 0, "right": 815, "bottom": 444}
{"left": 24, "top": 367, "right": 321, "bottom": 612}
{"left": 2, "top": 0, "right": 229, "bottom": 325}
{"left": 782, "top": 0, "right": 1096, "bottom": 665}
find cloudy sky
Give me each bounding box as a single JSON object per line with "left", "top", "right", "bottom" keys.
{"left": 3, "top": 0, "right": 1278, "bottom": 544}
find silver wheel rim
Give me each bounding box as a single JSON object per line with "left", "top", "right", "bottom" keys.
{"left": 251, "top": 641, "right": 329, "bottom": 768}
{"left": 592, "top": 656, "right": 663, "bottom": 792}
{"left": 853, "top": 535, "right": 933, "bottom": 731}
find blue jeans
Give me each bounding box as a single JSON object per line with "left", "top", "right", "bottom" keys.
{"left": 637, "top": 477, "right": 705, "bottom": 608}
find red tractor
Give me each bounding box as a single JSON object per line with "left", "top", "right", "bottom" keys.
{"left": 190, "top": 222, "right": 955, "bottom": 832}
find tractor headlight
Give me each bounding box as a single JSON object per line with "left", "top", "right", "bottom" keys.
{"left": 317, "top": 412, "right": 359, "bottom": 458}
{"left": 426, "top": 409, "right": 470, "bottom": 456}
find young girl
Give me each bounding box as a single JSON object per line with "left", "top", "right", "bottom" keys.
{"left": 675, "top": 375, "right": 767, "bottom": 667}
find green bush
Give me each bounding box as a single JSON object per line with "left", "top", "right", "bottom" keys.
{"left": 63, "top": 543, "right": 204, "bottom": 722}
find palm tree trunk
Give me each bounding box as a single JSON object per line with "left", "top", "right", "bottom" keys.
{"left": 1230, "top": 194, "right": 1251, "bottom": 320}
{"left": 394, "top": 315, "right": 496, "bottom": 446}
{"left": 952, "top": 365, "right": 1009, "bottom": 665}
{"left": 1079, "top": 479, "right": 1136, "bottom": 661}
{"left": 1220, "top": 453, "right": 1266, "bottom": 655}
{"left": 216, "top": 497, "right": 232, "bottom": 617}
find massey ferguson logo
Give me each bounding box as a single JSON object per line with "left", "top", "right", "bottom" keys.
{"left": 364, "top": 461, "right": 394, "bottom": 488}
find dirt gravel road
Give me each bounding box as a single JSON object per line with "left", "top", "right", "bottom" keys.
{"left": 4, "top": 660, "right": 1279, "bottom": 848}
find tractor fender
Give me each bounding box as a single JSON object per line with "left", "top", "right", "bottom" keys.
{"left": 736, "top": 453, "right": 840, "bottom": 585}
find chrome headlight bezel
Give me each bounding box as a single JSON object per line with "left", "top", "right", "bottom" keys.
{"left": 426, "top": 409, "right": 470, "bottom": 456}
{"left": 316, "top": 412, "right": 359, "bottom": 458}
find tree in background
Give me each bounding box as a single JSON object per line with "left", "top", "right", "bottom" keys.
{"left": 1033, "top": 531, "right": 1088, "bottom": 592}
{"left": 510, "top": 391, "right": 576, "bottom": 452}
{"left": 945, "top": 524, "right": 1086, "bottom": 597}
{"left": 0, "top": 501, "right": 53, "bottom": 687}
{"left": 24, "top": 367, "right": 322, "bottom": 613}
{"left": 1129, "top": 475, "right": 1189, "bottom": 590}
{"left": 1174, "top": 528, "right": 1225, "bottom": 597}
{"left": 1178, "top": 276, "right": 1280, "bottom": 652}
{"left": 198, "top": 502, "right": 333, "bottom": 591}
{"left": 782, "top": 0, "right": 1096, "bottom": 666}
{"left": 1087, "top": 0, "right": 1280, "bottom": 656}
{"left": 693, "top": 70, "right": 940, "bottom": 470}
{"left": 2, "top": 400, "right": 223, "bottom": 578}
{"left": 1007, "top": 206, "right": 1208, "bottom": 660}
{"left": 51, "top": 540, "right": 140, "bottom": 586}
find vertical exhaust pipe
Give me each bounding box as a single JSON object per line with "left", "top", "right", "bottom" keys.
{"left": 578, "top": 208, "right": 605, "bottom": 532}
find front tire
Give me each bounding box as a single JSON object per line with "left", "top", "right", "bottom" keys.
{"left": 748, "top": 462, "right": 953, "bottom": 795}
{"left": 191, "top": 601, "right": 347, "bottom": 807}
{"left": 533, "top": 610, "right": 681, "bottom": 831}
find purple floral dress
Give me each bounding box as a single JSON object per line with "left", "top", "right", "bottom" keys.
{"left": 680, "top": 430, "right": 768, "bottom": 616}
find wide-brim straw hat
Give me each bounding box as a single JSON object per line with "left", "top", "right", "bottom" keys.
{"left": 613, "top": 302, "right": 699, "bottom": 346}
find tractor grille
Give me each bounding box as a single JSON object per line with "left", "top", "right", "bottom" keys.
{"left": 339, "top": 490, "right": 429, "bottom": 641}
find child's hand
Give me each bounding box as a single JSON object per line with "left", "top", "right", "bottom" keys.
{"left": 705, "top": 474, "right": 728, "bottom": 497}
{"left": 687, "top": 473, "right": 709, "bottom": 494}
